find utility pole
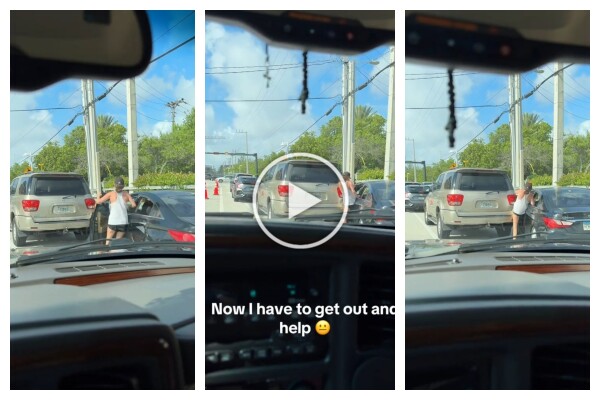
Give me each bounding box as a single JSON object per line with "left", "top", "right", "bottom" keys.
{"left": 552, "top": 62, "right": 564, "bottom": 186}
{"left": 126, "top": 79, "right": 139, "bottom": 188}
{"left": 509, "top": 74, "right": 524, "bottom": 189}
{"left": 86, "top": 80, "right": 101, "bottom": 196}
{"left": 341, "top": 57, "right": 349, "bottom": 174}
{"left": 347, "top": 61, "right": 355, "bottom": 179}
{"left": 406, "top": 138, "right": 416, "bottom": 182}
{"left": 236, "top": 130, "right": 249, "bottom": 173}
{"left": 166, "top": 98, "right": 186, "bottom": 133}
{"left": 384, "top": 46, "right": 395, "bottom": 181}
{"left": 81, "top": 79, "right": 93, "bottom": 186}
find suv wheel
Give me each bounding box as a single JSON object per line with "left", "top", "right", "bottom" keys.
{"left": 436, "top": 211, "right": 450, "bottom": 239}
{"left": 74, "top": 227, "right": 90, "bottom": 241}
{"left": 11, "top": 218, "right": 27, "bottom": 247}
{"left": 495, "top": 224, "right": 511, "bottom": 237}
{"left": 424, "top": 205, "right": 434, "bottom": 225}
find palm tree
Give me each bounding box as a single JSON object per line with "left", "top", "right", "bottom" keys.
{"left": 522, "top": 113, "right": 541, "bottom": 128}
{"left": 355, "top": 105, "right": 375, "bottom": 120}
{"left": 96, "top": 115, "right": 117, "bottom": 129}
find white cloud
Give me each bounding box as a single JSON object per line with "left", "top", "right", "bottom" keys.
{"left": 10, "top": 92, "right": 57, "bottom": 165}
{"left": 205, "top": 23, "right": 320, "bottom": 167}
{"left": 578, "top": 120, "right": 590, "bottom": 135}
{"left": 405, "top": 63, "right": 482, "bottom": 164}
{"left": 152, "top": 121, "right": 172, "bottom": 136}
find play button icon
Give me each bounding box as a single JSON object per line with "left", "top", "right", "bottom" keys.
{"left": 252, "top": 152, "right": 349, "bottom": 250}
{"left": 288, "top": 183, "right": 322, "bottom": 219}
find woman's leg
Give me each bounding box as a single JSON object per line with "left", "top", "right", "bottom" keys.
{"left": 106, "top": 226, "right": 116, "bottom": 245}
{"left": 512, "top": 213, "right": 520, "bottom": 238}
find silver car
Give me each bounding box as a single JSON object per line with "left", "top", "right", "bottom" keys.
{"left": 257, "top": 160, "right": 342, "bottom": 220}
{"left": 424, "top": 168, "right": 516, "bottom": 238}
{"left": 10, "top": 172, "right": 96, "bottom": 246}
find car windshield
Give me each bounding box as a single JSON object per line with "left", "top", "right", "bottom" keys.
{"left": 406, "top": 55, "right": 589, "bottom": 253}
{"left": 10, "top": 11, "right": 196, "bottom": 262}
{"left": 205, "top": 18, "right": 395, "bottom": 227}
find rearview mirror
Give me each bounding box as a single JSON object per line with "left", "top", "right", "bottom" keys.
{"left": 11, "top": 10, "right": 152, "bottom": 91}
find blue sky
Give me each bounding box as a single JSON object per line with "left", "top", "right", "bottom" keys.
{"left": 205, "top": 21, "right": 394, "bottom": 171}
{"left": 10, "top": 10, "right": 195, "bottom": 165}
{"left": 405, "top": 62, "right": 590, "bottom": 166}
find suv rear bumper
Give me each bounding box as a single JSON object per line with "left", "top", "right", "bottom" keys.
{"left": 15, "top": 215, "right": 91, "bottom": 232}
{"left": 440, "top": 209, "right": 512, "bottom": 226}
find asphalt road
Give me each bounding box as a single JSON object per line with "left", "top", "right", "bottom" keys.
{"left": 405, "top": 210, "right": 498, "bottom": 244}
{"left": 205, "top": 180, "right": 253, "bottom": 214}
{"left": 10, "top": 230, "right": 85, "bottom": 262}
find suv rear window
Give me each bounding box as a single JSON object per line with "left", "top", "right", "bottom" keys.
{"left": 288, "top": 164, "right": 338, "bottom": 183}
{"left": 455, "top": 172, "right": 509, "bottom": 191}
{"left": 406, "top": 185, "right": 427, "bottom": 194}
{"left": 32, "top": 177, "right": 88, "bottom": 196}
{"left": 239, "top": 177, "right": 256, "bottom": 184}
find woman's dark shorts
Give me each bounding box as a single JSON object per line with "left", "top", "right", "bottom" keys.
{"left": 108, "top": 224, "right": 127, "bottom": 232}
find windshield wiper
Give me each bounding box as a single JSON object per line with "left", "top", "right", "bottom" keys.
{"left": 458, "top": 233, "right": 590, "bottom": 254}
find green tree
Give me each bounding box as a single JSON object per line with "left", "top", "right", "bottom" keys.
{"left": 563, "top": 131, "right": 590, "bottom": 173}
{"left": 10, "top": 161, "right": 32, "bottom": 181}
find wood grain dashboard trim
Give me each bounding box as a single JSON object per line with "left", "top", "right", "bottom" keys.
{"left": 54, "top": 267, "right": 194, "bottom": 286}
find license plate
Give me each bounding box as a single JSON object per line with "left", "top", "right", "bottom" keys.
{"left": 583, "top": 221, "right": 590, "bottom": 231}
{"left": 54, "top": 205, "right": 75, "bottom": 214}
{"left": 477, "top": 200, "right": 497, "bottom": 209}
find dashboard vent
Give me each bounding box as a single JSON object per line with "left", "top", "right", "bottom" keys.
{"left": 406, "top": 362, "right": 489, "bottom": 389}
{"left": 55, "top": 261, "right": 164, "bottom": 273}
{"left": 495, "top": 255, "right": 589, "bottom": 263}
{"left": 358, "top": 262, "right": 394, "bottom": 349}
{"left": 531, "top": 342, "right": 589, "bottom": 389}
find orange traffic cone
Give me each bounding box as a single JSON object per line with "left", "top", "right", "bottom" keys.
{"left": 213, "top": 185, "right": 219, "bottom": 195}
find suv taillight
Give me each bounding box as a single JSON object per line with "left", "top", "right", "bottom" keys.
{"left": 447, "top": 194, "right": 464, "bottom": 206}
{"left": 507, "top": 194, "right": 517, "bottom": 205}
{"left": 543, "top": 217, "right": 573, "bottom": 229}
{"left": 84, "top": 198, "right": 96, "bottom": 209}
{"left": 278, "top": 184, "right": 289, "bottom": 197}
{"left": 22, "top": 199, "right": 40, "bottom": 211}
{"left": 337, "top": 187, "right": 343, "bottom": 198}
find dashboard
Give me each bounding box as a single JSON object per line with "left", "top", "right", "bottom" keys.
{"left": 405, "top": 251, "right": 590, "bottom": 389}
{"left": 205, "top": 216, "right": 395, "bottom": 389}
{"left": 10, "top": 257, "right": 194, "bottom": 389}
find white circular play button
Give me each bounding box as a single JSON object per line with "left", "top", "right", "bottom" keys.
{"left": 252, "top": 153, "right": 349, "bottom": 249}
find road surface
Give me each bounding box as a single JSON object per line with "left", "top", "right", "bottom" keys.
{"left": 205, "top": 180, "right": 253, "bottom": 214}
{"left": 405, "top": 210, "right": 498, "bottom": 244}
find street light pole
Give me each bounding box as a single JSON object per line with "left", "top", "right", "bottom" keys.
{"left": 406, "top": 138, "right": 417, "bottom": 182}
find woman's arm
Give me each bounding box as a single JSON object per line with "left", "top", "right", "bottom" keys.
{"left": 125, "top": 192, "right": 137, "bottom": 208}
{"left": 96, "top": 192, "right": 112, "bottom": 204}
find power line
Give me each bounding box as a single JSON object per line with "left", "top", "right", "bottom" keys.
{"left": 152, "top": 11, "right": 194, "bottom": 43}
{"left": 406, "top": 72, "right": 479, "bottom": 81}
{"left": 11, "top": 105, "right": 81, "bottom": 112}
{"left": 356, "top": 67, "right": 387, "bottom": 96}
{"left": 522, "top": 75, "right": 589, "bottom": 121}
{"left": 206, "top": 58, "right": 337, "bottom": 70}
{"left": 453, "top": 63, "right": 575, "bottom": 155}
{"left": 11, "top": 87, "right": 81, "bottom": 147}
{"left": 286, "top": 61, "right": 395, "bottom": 146}
{"left": 205, "top": 96, "right": 337, "bottom": 103}
{"left": 406, "top": 104, "right": 506, "bottom": 110}
{"left": 151, "top": 36, "right": 194, "bottom": 64}
{"left": 18, "top": 36, "right": 194, "bottom": 161}
{"left": 96, "top": 82, "right": 166, "bottom": 122}
{"left": 205, "top": 60, "right": 337, "bottom": 75}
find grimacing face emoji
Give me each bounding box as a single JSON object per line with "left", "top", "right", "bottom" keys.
{"left": 315, "top": 320, "right": 330, "bottom": 335}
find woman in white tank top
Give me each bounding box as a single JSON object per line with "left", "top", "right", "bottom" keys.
{"left": 512, "top": 182, "right": 535, "bottom": 238}
{"left": 95, "top": 177, "right": 137, "bottom": 245}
